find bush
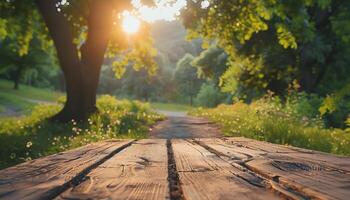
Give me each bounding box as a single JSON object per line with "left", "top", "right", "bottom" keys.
{"left": 319, "top": 84, "right": 350, "bottom": 128}
{"left": 195, "top": 82, "right": 226, "bottom": 108}
{"left": 0, "top": 95, "right": 164, "bottom": 169}
{"left": 190, "top": 95, "right": 350, "bottom": 156}
{"left": 285, "top": 92, "right": 322, "bottom": 119}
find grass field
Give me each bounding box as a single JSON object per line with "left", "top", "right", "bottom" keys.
{"left": 150, "top": 102, "right": 193, "bottom": 112}
{"left": 0, "top": 79, "right": 62, "bottom": 115}
{"left": 0, "top": 95, "right": 164, "bottom": 169}
{"left": 190, "top": 98, "right": 350, "bottom": 156}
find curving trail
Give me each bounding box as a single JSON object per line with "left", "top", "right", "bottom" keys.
{"left": 150, "top": 110, "right": 222, "bottom": 139}
{"left": 0, "top": 110, "right": 349, "bottom": 200}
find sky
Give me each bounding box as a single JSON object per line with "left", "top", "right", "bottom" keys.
{"left": 131, "top": 0, "right": 187, "bottom": 22}
{"left": 57, "top": 0, "right": 209, "bottom": 33}
{"left": 57, "top": 0, "right": 209, "bottom": 23}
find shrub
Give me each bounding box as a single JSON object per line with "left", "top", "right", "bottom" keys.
{"left": 0, "top": 95, "right": 163, "bottom": 169}
{"left": 190, "top": 95, "right": 350, "bottom": 155}
{"left": 195, "top": 82, "right": 226, "bottom": 108}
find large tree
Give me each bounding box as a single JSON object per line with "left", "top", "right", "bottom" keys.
{"left": 0, "top": 0, "right": 156, "bottom": 122}
{"left": 182, "top": 0, "right": 350, "bottom": 98}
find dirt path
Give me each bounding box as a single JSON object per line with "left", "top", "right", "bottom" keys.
{"left": 150, "top": 110, "right": 222, "bottom": 138}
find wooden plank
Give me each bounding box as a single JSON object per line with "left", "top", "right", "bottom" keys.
{"left": 195, "top": 137, "right": 350, "bottom": 200}
{"left": 224, "top": 137, "right": 350, "bottom": 171}
{"left": 0, "top": 139, "right": 133, "bottom": 200}
{"left": 57, "top": 139, "right": 169, "bottom": 200}
{"left": 172, "top": 139, "right": 279, "bottom": 200}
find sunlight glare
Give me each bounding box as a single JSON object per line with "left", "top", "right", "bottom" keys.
{"left": 131, "top": 0, "right": 187, "bottom": 22}
{"left": 201, "top": 0, "right": 210, "bottom": 9}
{"left": 122, "top": 14, "right": 141, "bottom": 34}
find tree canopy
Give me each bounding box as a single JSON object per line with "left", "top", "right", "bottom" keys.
{"left": 183, "top": 0, "right": 350, "bottom": 98}
{"left": 1, "top": 0, "right": 350, "bottom": 123}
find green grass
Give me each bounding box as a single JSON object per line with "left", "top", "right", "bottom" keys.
{"left": 150, "top": 102, "right": 193, "bottom": 112}
{"left": 0, "top": 95, "right": 164, "bottom": 169}
{"left": 0, "top": 79, "right": 62, "bottom": 114}
{"left": 0, "top": 79, "right": 61, "bottom": 101}
{"left": 0, "top": 92, "right": 37, "bottom": 112}
{"left": 190, "top": 97, "right": 350, "bottom": 156}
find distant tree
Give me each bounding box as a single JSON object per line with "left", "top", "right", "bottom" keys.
{"left": 0, "top": 37, "right": 58, "bottom": 90}
{"left": 173, "top": 54, "right": 203, "bottom": 105}
{"left": 192, "top": 45, "right": 227, "bottom": 85}
{"left": 195, "top": 81, "right": 226, "bottom": 108}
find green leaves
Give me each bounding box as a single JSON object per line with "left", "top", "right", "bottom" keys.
{"left": 181, "top": 0, "right": 350, "bottom": 99}
{"left": 0, "top": 19, "right": 7, "bottom": 39}
{"left": 276, "top": 24, "right": 297, "bottom": 49}
{"left": 319, "top": 83, "right": 350, "bottom": 116}
{"left": 331, "top": 5, "right": 350, "bottom": 44}
{"left": 111, "top": 32, "right": 158, "bottom": 79}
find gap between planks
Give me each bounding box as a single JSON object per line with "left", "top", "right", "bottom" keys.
{"left": 56, "top": 139, "right": 171, "bottom": 200}
{"left": 0, "top": 140, "right": 135, "bottom": 200}
{"left": 1, "top": 138, "right": 349, "bottom": 200}
{"left": 191, "top": 137, "right": 350, "bottom": 200}
{"left": 189, "top": 138, "right": 307, "bottom": 200}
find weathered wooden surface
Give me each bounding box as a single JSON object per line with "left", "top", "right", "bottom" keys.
{"left": 192, "top": 137, "right": 350, "bottom": 200}
{"left": 57, "top": 139, "right": 169, "bottom": 200}
{"left": 0, "top": 139, "right": 133, "bottom": 200}
{"left": 0, "top": 137, "right": 349, "bottom": 200}
{"left": 171, "top": 139, "right": 279, "bottom": 200}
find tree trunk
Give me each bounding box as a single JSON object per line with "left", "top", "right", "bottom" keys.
{"left": 12, "top": 60, "right": 25, "bottom": 90}
{"left": 13, "top": 79, "right": 19, "bottom": 90}
{"left": 13, "top": 65, "right": 22, "bottom": 90}
{"left": 35, "top": 0, "right": 113, "bottom": 122}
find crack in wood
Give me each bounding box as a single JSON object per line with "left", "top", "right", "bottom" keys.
{"left": 43, "top": 140, "right": 135, "bottom": 200}
{"left": 271, "top": 160, "right": 324, "bottom": 172}
{"left": 192, "top": 139, "right": 309, "bottom": 200}
{"left": 177, "top": 168, "right": 217, "bottom": 173}
{"left": 167, "top": 139, "right": 185, "bottom": 200}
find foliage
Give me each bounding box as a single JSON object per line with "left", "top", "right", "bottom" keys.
{"left": 191, "top": 45, "right": 227, "bottom": 84}
{"left": 182, "top": 0, "right": 350, "bottom": 98}
{"left": 0, "top": 1, "right": 59, "bottom": 89}
{"left": 173, "top": 53, "right": 203, "bottom": 105}
{"left": 320, "top": 83, "right": 350, "bottom": 115}
{"left": 195, "top": 81, "right": 227, "bottom": 108}
{"left": 98, "top": 21, "right": 202, "bottom": 104}
{"left": 285, "top": 92, "right": 323, "bottom": 119}
{"left": 0, "top": 1, "right": 48, "bottom": 57}
{"left": 0, "top": 38, "right": 59, "bottom": 89}
{"left": 0, "top": 95, "right": 163, "bottom": 169}
{"left": 0, "top": 0, "right": 158, "bottom": 86}
{"left": 319, "top": 83, "right": 350, "bottom": 128}
{"left": 190, "top": 95, "right": 350, "bottom": 156}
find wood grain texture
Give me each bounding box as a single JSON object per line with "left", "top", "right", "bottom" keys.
{"left": 224, "top": 137, "right": 350, "bottom": 171}
{"left": 57, "top": 139, "right": 169, "bottom": 200}
{"left": 172, "top": 139, "right": 279, "bottom": 200}
{"left": 194, "top": 137, "right": 350, "bottom": 200}
{"left": 0, "top": 139, "right": 133, "bottom": 200}
{"left": 0, "top": 137, "right": 349, "bottom": 200}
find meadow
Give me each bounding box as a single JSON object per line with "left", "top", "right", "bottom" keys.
{"left": 190, "top": 95, "right": 350, "bottom": 156}
{"left": 0, "top": 79, "right": 62, "bottom": 115}
{"left": 0, "top": 95, "right": 163, "bottom": 169}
